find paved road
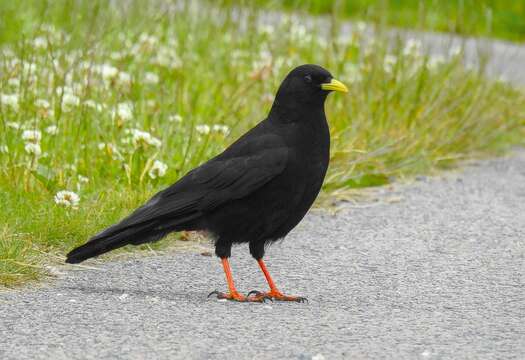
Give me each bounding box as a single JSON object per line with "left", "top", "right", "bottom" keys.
{"left": 253, "top": 8, "right": 525, "bottom": 86}
{"left": 1, "top": 151, "right": 524, "bottom": 359}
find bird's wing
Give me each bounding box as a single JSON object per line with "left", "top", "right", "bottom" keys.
{"left": 101, "top": 133, "right": 289, "bottom": 233}
{"left": 189, "top": 146, "right": 289, "bottom": 211}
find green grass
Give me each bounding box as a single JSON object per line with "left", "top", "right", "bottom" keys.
{"left": 246, "top": 0, "right": 525, "bottom": 42}
{"left": 1, "top": 0, "right": 524, "bottom": 287}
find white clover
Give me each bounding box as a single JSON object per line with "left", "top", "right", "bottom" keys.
{"left": 35, "top": 99, "right": 50, "bottom": 109}
{"left": 61, "top": 92, "right": 80, "bottom": 111}
{"left": 383, "top": 55, "right": 398, "bottom": 74}
{"left": 24, "top": 142, "right": 42, "bottom": 157}
{"left": 148, "top": 160, "right": 168, "bottom": 179}
{"left": 7, "top": 78, "right": 20, "bottom": 87}
{"left": 113, "top": 102, "right": 134, "bottom": 121}
{"left": 168, "top": 114, "right": 183, "bottom": 123}
{"left": 54, "top": 190, "right": 80, "bottom": 208}
{"left": 22, "top": 130, "right": 42, "bottom": 143}
{"left": 356, "top": 21, "right": 367, "bottom": 33}
{"left": 212, "top": 124, "right": 230, "bottom": 135}
{"left": 98, "top": 63, "right": 119, "bottom": 81}
{"left": 195, "top": 124, "right": 211, "bottom": 135}
{"left": 144, "top": 72, "right": 159, "bottom": 84}
{"left": 117, "top": 71, "right": 132, "bottom": 86}
{"left": 6, "top": 121, "right": 21, "bottom": 130}
{"left": 125, "top": 129, "right": 162, "bottom": 148}
{"left": 34, "top": 36, "right": 48, "bottom": 49}
{"left": 84, "top": 99, "right": 104, "bottom": 112}
{"left": 1, "top": 93, "right": 19, "bottom": 111}
{"left": 45, "top": 125, "right": 59, "bottom": 135}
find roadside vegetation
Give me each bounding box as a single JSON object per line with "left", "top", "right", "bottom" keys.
{"left": 1, "top": 0, "right": 524, "bottom": 286}
{"left": 248, "top": 0, "right": 525, "bottom": 42}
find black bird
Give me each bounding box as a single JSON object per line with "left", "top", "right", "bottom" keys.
{"left": 66, "top": 64, "right": 348, "bottom": 302}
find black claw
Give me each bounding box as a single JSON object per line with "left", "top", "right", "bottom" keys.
{"left": 247, "top": 290, "right": 262, "bottom": 297}
{"left": 207, "top": 290, "right": 220, "bottom": 298}
{"left": 296, "top": 297, "right": 308, "bottom": 303}
{"left": 262, "top": 296, "right": 273, "bottom": 303}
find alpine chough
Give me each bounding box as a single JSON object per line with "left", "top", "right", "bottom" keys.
{"left": 66, "top": 64, "right": 348, "bottom": 302}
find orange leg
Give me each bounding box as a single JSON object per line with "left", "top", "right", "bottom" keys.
{"left": 208, "top": 258, "right": 261, "bottom": 302}
{"left": 247, "top": 259, "right": 307, "bottom": 303}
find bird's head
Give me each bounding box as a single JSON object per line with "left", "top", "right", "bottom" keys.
{"left": 272, "top": 64, "right": 348, "bottom": 109}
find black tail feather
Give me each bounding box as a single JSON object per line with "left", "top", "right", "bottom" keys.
{"left": 66, "top": 223, "right": 160, "bottom": 264}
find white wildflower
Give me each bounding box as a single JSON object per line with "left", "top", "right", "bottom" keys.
{"left": 212, "top": 124, "right": 230, "bottom": 135}
{"left": 22, "top": 130, "right": 42, "bottom": 143}
{"left": 24, "top": 142, "right": 42, "bottom": 157}
{"left": 45, "top": 125, "right": 59, "bottom": 135}
{"left": 61, "top": 92, "right": 80, "bottom": 111}
{"left": 117, "top": 71, "right": 132, "bottom": 86}
{"left": 1, "top": 93, "right": 19, "bottom": 111}
{"left": 35, "top": 98, "right": 50, "bottom": 109}
{"left": 34, "top": 36, "right": 48, "bottom": 49}
{"left": 98, "top": 63, "right": 119, "bottom": 81}
{"left": 195, "top": 124, "right": 210, "bottom": 135}
{"left": 144, "top": 72, "right": 159, "bottom": 84}
{"left": 148, "top": 160, "right": 168, "bottom": 179}
{"left": 54, "top": 190, "right": 80, "bottom": 208}
{"left": 168, "top": 114, "right": 183, "bottom": 123}
{"left": 125, "top": 129, "right": 162, "bottom": 148}
{"left": 110, "top": 51, "right": 125, "bottom": 61}
{"left": 7, "top": 78, "right": 20, "bottom": 88}
{"left": 77, "top": 175, "right": 89, "bottom": 184}
{"left": 383, "top": 55, "right": 398, "bottom": 74}
{"left": 0, "top": 145, "right": 8, "bottom": 153}
{"left": 84, "top": 99, "right": 104, "bottom": 112}
{"left": 6, "top": 121, "right": 21, "bottom": 130}
{"left": 356, "top": 21, "right": 367, "bottom": 33}
{"left": 113, "top": 102, "right": 134, "bottom": 121}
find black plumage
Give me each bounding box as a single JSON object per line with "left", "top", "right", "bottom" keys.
{"left": 66, "top": 64, "right": 347, "bottom": 302}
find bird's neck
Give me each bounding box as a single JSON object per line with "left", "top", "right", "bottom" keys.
{"left": 268, "top": 99, "right": 326, "bottom": 125}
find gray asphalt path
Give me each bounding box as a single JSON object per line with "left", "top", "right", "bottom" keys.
{"left": 1, "top": 151, "right": 524, "bottom": 359}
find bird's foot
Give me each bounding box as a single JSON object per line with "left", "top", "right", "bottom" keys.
{"left": 247, "top": 290, "right": 307, "bottom": 303}
{"left": 208, "top": 290, "right": 264, "bottom": 302}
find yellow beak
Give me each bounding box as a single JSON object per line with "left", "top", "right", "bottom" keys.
{"left": 321, "top": 78, "right": 348, "bottom": 93}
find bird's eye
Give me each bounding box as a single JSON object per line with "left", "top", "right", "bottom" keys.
{"left": 304, "top": 75, "right": 312, "bottom": 83}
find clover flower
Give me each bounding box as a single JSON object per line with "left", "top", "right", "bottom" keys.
{"left": 125, "top": 129, "right": 162, "bottom": 148}
{"left": 148, "top": 160, "right": 168, "bottom": 179}
{"left": 24, "top": 143, "right": 42, "bottom": 157}
{"left": 1, "top": 93, "right": 19, "bottom": 111}
{"left": 113, "top": 102, "right": 134, "bottom": 121}
{"left": 54, "top": 190, "right": 80, "bottom": 208}
{"left": 22, "top": 130, "right": 42, "bottom": 143}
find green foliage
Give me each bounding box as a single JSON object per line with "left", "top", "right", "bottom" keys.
{"left": 247, "top": 0, "right": 525, "bottom": 42}
{"left": 1, "top": 0, "right": 524, "bottom": 286}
